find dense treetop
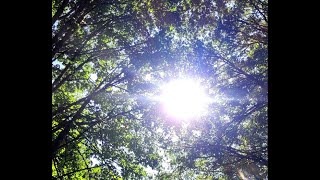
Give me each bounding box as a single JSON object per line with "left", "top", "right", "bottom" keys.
{"left": 52, "top": 0, "right": 267, "bottom": 179}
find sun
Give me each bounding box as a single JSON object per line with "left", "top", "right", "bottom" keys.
{"left": 160, "top": 79, "right": 209, "bottom": 119}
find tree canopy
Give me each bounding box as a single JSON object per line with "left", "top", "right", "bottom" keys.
{"left": 52, "top": 0, "right": 267, "bottom": 179}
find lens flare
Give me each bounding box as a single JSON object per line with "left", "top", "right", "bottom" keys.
{"left": 160, "top": 79, "right": 210, "bottom": 119}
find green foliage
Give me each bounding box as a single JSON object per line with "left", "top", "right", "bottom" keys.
{"left": 52, "top": 0, "right": 267, "bottom": 179}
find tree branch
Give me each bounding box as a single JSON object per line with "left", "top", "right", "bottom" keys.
{"left": 53, "top": 163, "right": 111, "bottom": 179}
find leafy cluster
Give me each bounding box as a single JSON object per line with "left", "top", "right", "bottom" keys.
{"left": 52, "top": 0, "right": 267, "bottom": 179}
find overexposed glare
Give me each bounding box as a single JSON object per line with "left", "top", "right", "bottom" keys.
{"left": 90, "top": 73, "right": 97, "bottom": 81}
{"left": 160, "top": 79, "right": 209, "bottom": 119}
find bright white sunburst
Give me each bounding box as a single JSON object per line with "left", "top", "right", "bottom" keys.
{"left": 160, "top": 79, "right": 210, "bottom": 119}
